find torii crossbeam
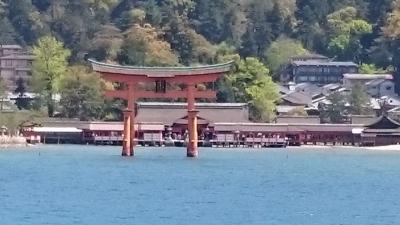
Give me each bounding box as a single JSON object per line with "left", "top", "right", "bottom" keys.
{"left": 89, "top": 59, "right": 233, "bottom": 157}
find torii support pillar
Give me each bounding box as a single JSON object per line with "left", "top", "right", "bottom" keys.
{"left": 122, "top": 109, "right": 133, "bottom": 156}
{"left": 187, "top": 110, "right": 199, "bottom": 157}
{"left": 127, "top": 83, "right": 135, "bottom": 157}
{"left": 187, "top": 83, "right": 199, "bottom": 157}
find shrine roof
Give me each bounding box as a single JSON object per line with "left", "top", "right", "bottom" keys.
{"left": 365, "top": 115, "right": 400, "bottom": 129}
{"left": 89, "top": 59, "right": 234, "bottom": 77}
{"left": 137, "top": 102, "right": 247, "bottom": 108}
{"left": 292, "top": 60, "right": 358, "bottom": 67}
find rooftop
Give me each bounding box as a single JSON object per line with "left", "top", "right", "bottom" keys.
{"left": 292, "top": 60, "right": 358, "bottom": 67}
{"left": 343, "top": 74, "right": 393, "bottom": 80}
{"left": 281, "top": 92, "right": 312, "bottom": 106}
{"left": 137, "top": 102, "right": 247, "bottom": 108}
{"left": 0, "top": 45, "right": 23, "bottom": 49}
{"left": 365, "top": 79, "right": 390, "bottom": 87}
{"left": 365, "top": 115, "right": 400, "bottom": 129}
{"left": 89, "top": 59, "right": 234, "bottom": 77}
{"left": 0, "top": 54, "right": 34, "bottom": 60}
{"left": 290, "top": 54, "right": 330, "bottom": 61}
{"left": 136, "top": 102, "right": 250, "bottom": 124}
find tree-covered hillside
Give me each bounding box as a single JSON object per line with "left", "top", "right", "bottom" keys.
{"left": 2, "top": 0, "right": 400, "bottom": 122}
{"left": 0, "top": 0, "right": 399, "bottom": 67}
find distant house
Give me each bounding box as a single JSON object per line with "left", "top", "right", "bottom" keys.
{"left": 365, "top": 79, "right": 395, "bottom": 98}
{"left": 343, "top": 73, "right": 393, "bottom": 89}
{"left": 290, "top": 54, "right": 330, "bottom": 62}
{"left": 0, "top": 45, "right": 34, "bottom": 90}
{"left": 380, "top": 95, "right": 400, "bottom": 108}
{"left": 280, "top": 92, "right": 312, "bottom": 107}
{"left": 292, "top": 83, "right": 322, "bottom": 99}
{"left": 281, "top": 60, "right": 358, "bottom": 85}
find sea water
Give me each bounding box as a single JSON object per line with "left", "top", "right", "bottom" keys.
{"left": 1, "top": 145, "right": 400, "bottom": 225}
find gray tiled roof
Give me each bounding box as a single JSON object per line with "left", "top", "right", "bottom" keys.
{"left": 213, "top": 123, "right": 362, "bottom": 133}
{"left": 281, "top": 92, "right": 312, "bottom": 106}
{"left": 136, "top": 102, "right": 250, "bottom": 125}
{"left": 0, "top": 45, "right": 22, "bottom": 49}
{"left": 0, "top": 54, "right": 34, "bottom": 60}
{"left": 365, "top": 79, "right": 388, "bottom": 87}
{"left": 292, "top": 60, "right": 358, "bottom": 67}
{"left": 343, "top": 74, "right": 393, "bottom": 80}
{"left": 137, "top": 102, "right": 247, "bottom": 108}
{"left": 291, "top": 54, "right": 329, "bottom": 61}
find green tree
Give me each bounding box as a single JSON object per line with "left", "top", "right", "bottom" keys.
{"left": 347, "top": 83, "right": 373, "bottom": 115}
{"left": 14, "top": 77, "right": 30, "bottom": 110}
{"left": 359, "top": 63, "right": 387, "bottom": 74}
{"left": 163, "top": 17, "right": 193, "bottom": 65}
{"left": 32, "top": 36, "right": 71, "bottom": 117}
{"left": 8, "top": 0, "right": 48, "bottom": 44}
{"left": 295, "top": 0, "right": 329, "bottom": 51}
{"left": 144, "top": 0, "right": 162, "bottom": 27}
{"left": 0, "top": 18, "right": 18, "bottom": 44}
{"left": 59, "top": 66, "right": 105, "bottom": 121}
{"left": 89, "top": 24, "right": 123, "bottom": 61}
{"left": 319, "top": 92, "right": 348, "bottom": 123}
{"left": 118, "top": 24, "right": 179, "bottom": 66}
{"left": 0, "top": 110, "right": 45, "bottom": 136}
{"left": 381, "top": 1, "right": 400, "bottom": 94}
{"left": 239, "top": 0, "right": 273, "bottom": 58}
{"left": 228, "top": 57, "right": 279, "bottom": 122}
{"left": 327, "top": 7, "right": 372, "bottom": 61}
{"left": 264, "top": 37, "right": 309, "bottom": 78}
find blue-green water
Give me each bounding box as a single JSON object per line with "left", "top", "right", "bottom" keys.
{"left": 1, "top": 146, "right": 400, "bottom": 225}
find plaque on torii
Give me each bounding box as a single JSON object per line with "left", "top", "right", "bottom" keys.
{"left": 89, "top": 59, "right": 233, "bottom": 157}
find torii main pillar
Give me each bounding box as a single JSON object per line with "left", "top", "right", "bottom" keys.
{"left": 89, "top": 59, "right": 233, "bottom": 157}
{"left": 122, "top": 82, "right": 136, "bottom": 156}
{"left": 187, "top": 84, "right": 198, "bottom": 157}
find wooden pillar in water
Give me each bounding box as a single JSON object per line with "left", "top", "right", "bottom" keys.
{"left": 122, "top": 108, "right": 132, "bottom": 156}
{"left": 187, "top": 110, "right": 199, "bottom": 157}
{"left": 127, "top": 83, "right": 135, "bottom": 156}
{"left": 187, "top": 84, "right": 198, "bottom": 157}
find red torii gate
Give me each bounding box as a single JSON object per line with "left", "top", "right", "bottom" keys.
{"left": 89, "top": 59, "right": 233, "bottom": 157}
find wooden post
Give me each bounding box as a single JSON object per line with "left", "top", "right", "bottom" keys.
{"left": 187, "top": 110, "right": 199, "bottom": 157}
{"left": 127, "top": 83, "right": 136, "bottom": 156}
{"left": 187, "top": 84, "right": 198, "bottom": 157}
{"left": 122, "top": 108, "right": 132, "bottom": 156}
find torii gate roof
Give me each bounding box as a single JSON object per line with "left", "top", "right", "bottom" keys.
{"left": 89, "top": 59, "right": 234, "bottom": 78}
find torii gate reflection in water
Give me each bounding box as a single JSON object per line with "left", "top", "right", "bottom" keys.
{"left": 89, "top": 59, "right": 233, "bottom": 157}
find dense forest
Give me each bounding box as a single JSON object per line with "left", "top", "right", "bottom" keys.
{"left": 1, "top": 0, "right": 400, "bottom": 123}
{"left": 1, "top": 0, "right": 399, "bottom": 66}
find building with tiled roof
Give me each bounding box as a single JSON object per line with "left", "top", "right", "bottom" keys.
{"left": 0, "top": 45, "right": 34, "bottom": 90}
{"left": 281, "top": 58, "right": 359, "bottom": 85}
{"left": 135, "top": 102, "right": 251, "bottom": 125}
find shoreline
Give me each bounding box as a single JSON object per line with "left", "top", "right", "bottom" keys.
{"left": 0, "top": 136, "right": 29, "bottom": 149}
{"left": 2, "top": 143, "right": 400, "bottom": 151}
{"left": 288, "top": 145, "right": 400, "bottom": 151}
{"left": 0, "top": 143, "right": 30, "bottom": 148}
